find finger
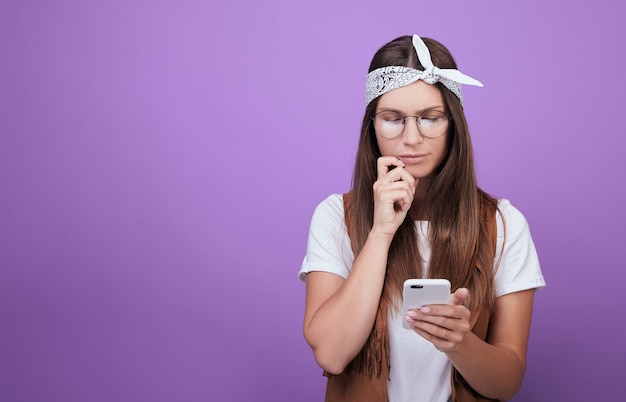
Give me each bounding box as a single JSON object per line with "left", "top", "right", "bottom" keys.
{"left": 418, "top": 321, "right": 450, "bottom": 340}
{"left": 449, "top": 288, "right": 469, "bottom": 306}
{"left": 411, "top": 320, "right": 454, "bottom": 343}
{"left": 415, "top": 303, "right": 470, "bottom": 322}
{"left": 378, "top": 166, "right": 404, "bottom": 184}
{"left": 378, "top": 166, "right": 417, "bottom": 191}
{"left": 410, "top": 315, "right": 467, "bottom": 345}
{"left": 412, "top": 325, "right": 463, "bottom": 353}
{"left": 374, "top": 184, "right": 415, "bottom": 211}
{"left": 377, "top": 157, "right": 405, "bottom": 180}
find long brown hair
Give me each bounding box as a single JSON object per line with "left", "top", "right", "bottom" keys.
{"left": 349, "top": 36, "right": 498, "bottom": 320}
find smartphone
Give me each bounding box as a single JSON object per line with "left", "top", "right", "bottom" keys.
{"left": 401, "top": 279, "right": 451, "bottom": 329}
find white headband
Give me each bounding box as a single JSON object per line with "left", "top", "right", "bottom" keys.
{"left": 365, "top": 35, "right": 483, "bottom": 106}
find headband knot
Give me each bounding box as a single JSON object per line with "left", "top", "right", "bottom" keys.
{"left": 421, "top": 67, "right": 439, "bottom": 85}
{"left": 365, "top": 35, "right": 483, "bottom": 106}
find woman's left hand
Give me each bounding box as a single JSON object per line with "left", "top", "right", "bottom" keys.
{"left": 404, "top": 288, "right": 472, "bottom": 353}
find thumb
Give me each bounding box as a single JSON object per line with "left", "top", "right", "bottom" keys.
{"left": 449, "top": 287, "right": 469, "bottom": 306}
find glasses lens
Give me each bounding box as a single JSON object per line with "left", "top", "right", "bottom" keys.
{"left": 373, "top": 110, "right": 404, "bottom": 138}
{"left": 418, "top": 110, "right": 449, "bottom": 138}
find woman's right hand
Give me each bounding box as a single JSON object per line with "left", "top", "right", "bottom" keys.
{"left": 303, "top": 156, "right": 415, "bottom": 373}
{"left": 372, "top": 156, "right": 417, "bottom": 237}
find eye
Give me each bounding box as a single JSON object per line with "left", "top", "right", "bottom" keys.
{"left": 377, "top": 111, "right": 403, "bottom": 123}
{"left": 420, "top": 118, "right": 437, "bottom": 127}
{"left": 420, "top": 111, "right": 446, "bottom": 125}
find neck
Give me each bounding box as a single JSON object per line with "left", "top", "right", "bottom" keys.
{"left": 409, "top": 176, "right": 431, "bottom": 221}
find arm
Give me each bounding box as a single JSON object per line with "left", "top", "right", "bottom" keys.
{"left": 303, "top": 157, "right": 416, "bottom": 374}
{"left": 407, "top": 289, "right": 535, "bottom": 400}
{"left": 303, "top": 232, "right": 392, "bottom": 374}
{"left": 449, "top": 289, "right": 534, "bottom": 400}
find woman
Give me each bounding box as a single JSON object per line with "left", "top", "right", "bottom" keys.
{"left": 299, "top": 34, "right": 546, "bottom": 401}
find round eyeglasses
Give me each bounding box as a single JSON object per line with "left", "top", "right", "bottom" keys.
{"left": 371, "top": 109, "right": 451, "bottom": 139}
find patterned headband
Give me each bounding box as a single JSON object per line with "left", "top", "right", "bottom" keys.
{"left": 365, "top": 35, "right": 483, "bottom": 106}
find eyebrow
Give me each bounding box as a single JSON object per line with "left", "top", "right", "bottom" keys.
{"left": 376, "top": 105, "right": 446, "bottom": 114}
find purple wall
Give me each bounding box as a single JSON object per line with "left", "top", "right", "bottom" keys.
{"left": 2, "top": 1, "right": 624, "bottom": 401}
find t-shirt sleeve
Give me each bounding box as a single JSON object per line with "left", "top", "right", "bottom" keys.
{"left": 298, "top": 194, "right": 354, "bottom": 283}
{"left": 494, "top": 199, "right": 547, "bottom": 297}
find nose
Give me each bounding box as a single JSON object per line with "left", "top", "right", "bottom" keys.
{"left": 402, "top": 116, "right": 424, "bottom": 144}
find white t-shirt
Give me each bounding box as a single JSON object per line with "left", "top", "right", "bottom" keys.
{"left": 299, "top": 194, "right": 546, "bottom": 402}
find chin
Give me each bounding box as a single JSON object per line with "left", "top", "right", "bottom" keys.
{"left": 407, "top": 167, "right": 436, "bottom": 179}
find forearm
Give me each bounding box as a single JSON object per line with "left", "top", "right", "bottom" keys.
{"left": 446, "top": 333, "right": 526, "bottom": 400}
{"left": 305, "top": 231, "right": 392, "bottom": 374}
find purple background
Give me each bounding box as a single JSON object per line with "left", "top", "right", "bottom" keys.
{"left": 2, "top": 1, "right": 624, "bottom": 401}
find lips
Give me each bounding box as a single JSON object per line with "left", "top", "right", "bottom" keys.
{"left": 399, "top": 154, "right": 427, "bottom": 165}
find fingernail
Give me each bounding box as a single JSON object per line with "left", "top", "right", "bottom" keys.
{"left": 397, "top": 159, "right": 405, "bottom": 167}
{"left": 407, "top": 310, "right": 418, "bottom": 318}
{"left": 420, "top": 307, "right": 430, "bottom": 313}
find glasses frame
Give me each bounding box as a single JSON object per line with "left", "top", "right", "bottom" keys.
{"left": 370, "top": 109, "right": 452, "bottom": 139}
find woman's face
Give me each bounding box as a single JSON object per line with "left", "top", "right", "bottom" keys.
{"left": 374, "top": 81, "right": 449, "bottom": 180}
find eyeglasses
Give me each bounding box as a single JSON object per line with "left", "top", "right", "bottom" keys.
{"left": 371, "top": 109, "right": 451, "bottom": 139}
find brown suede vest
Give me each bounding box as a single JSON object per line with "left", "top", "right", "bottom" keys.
{"left": 323, "top": 194, "right": 498, "bottom": 402}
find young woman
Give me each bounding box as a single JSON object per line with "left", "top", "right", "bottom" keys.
{"left": 299, "top": 35, "right": 546, "bottom": 402}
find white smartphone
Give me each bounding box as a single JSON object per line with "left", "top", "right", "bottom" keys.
{"left": 401, "top": 279, "right": 451, "bottom": 329}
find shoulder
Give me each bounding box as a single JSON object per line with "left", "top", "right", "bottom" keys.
{"left": 311, "top": 194, "right": 345, "bottom": 223}
{"left": 496, "top": 198, "right": 524, "bottom": 217}
{"left": 495, "top": 199, "right": 531, "bottom": 236}
{"left": 493, "top": 199, "right": 546, "bottom": 295}
{"left": 300, "top": 194, "right": 353, "bottom": 282}
{"left": 315, "top": 193, "right": 344, "bottom": 211}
